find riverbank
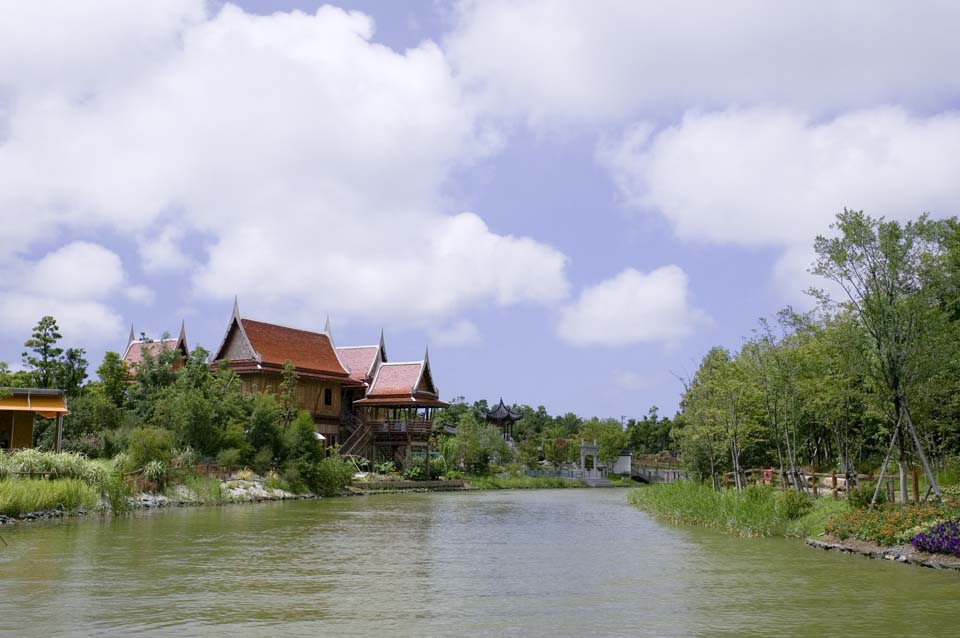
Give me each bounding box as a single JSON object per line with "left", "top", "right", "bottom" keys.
{"left": 807, "top": 536, "right": 960, "bottom": 571}
{"left": 627, "top": 482, "right": 847, "bottom": 538}
{"left": 0, "top": 472, "right": 591, "bottom": 525}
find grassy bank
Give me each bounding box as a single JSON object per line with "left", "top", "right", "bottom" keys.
{"left": 0, "top": 479, "right": 99, "bottom": 517}
{"left": 627, "top": 481, "right": 848, "bottom": 538}
{"left": 466, "top": 474, "right": 584, "bottom": 489}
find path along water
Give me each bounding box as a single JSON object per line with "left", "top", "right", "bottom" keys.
{"left": 1, "top": 488, "right": 958, "bottom": 637}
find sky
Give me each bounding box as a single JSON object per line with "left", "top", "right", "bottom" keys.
{"left": 1, "top": 1, "right": 959, "bottom": 418}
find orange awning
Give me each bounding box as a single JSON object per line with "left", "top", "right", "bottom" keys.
{"left": 0, "top": 394, "right": 69, "bottom": 417}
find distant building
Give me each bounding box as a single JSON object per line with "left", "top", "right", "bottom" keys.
{"left": 122, "top": 322, "right": 189, "bottom": 375}
{"left": 484, "top": 398, "right": 522, "bottom": 440}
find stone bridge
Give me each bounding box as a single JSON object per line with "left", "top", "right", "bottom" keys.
{"left": 631, "top": 466, "right": 687, "bottom": 483}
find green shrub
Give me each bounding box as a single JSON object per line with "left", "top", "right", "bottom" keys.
{"left": 216, "top": 447, "right": 242, "bottom": 468}
{"left": 779, "top": 489, "right": 813, "bottom": 520}
{"left": 0, "top": 479, "right": 99, "bottom": 516}
{"left": 125, "top": 427, "right": 175, "bottom": 470}
{"left": 143, "top": 460, "right": 167, "bottom": 487}
{"left": 4, "top": 450, "right": 106, "bottom": 485}
{"left": 252, "top": 447, "right": 274, "bottom": 474}
{"left": 100, "top": 473, "right": 133, "bottom": 513}
{"left": 375, "top": 461, "right": 396, "bottom": 475}
{"left": 403, "top": 465, "right": 425, "bottom": 481}
{"left": 182, "top": 474, "right": 224, "bottom": 504}
{"left": 848, "top": 484, "right": 887, "bottom": 509}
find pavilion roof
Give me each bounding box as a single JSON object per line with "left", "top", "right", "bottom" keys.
{"left": 0, "top": 388, "right": 69, "bottom": 418}
{"left": 354, "top": 352, "right": 448, "bottom": 407}
{"left": 486, "top": 398, "right": 522, "bottom": 422}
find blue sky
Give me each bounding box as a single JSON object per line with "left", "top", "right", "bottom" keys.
{"left": 2, "top": 1, "right": 959, "bottom": 418}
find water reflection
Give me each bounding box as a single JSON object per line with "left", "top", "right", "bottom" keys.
{"left": 1, "top": 490, "right": 958, "bottom": 638}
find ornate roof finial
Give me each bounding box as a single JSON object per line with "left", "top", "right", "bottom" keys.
{"left": 232, "top": 295, "right": 241, "bottom": 320}
{"left": 127, "top": 324, "right": 136, "bottom": 346}
{"left": 324, "top": 314, "right": 332, "bottom": 336}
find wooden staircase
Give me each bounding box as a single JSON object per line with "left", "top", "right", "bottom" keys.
{"left": 339, "top": 416, "right": 372, "bottom": 458}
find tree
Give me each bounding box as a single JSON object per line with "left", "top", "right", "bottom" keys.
{"left": 580, "top": 417, "right": 629, "bottom": 468}
{"left": 813, "top": 209, "right": 947, "bottom": 499}
{"left": 96, "top": 352, "right": 128, "bottom": 408}
{"left": 21, "top": 316, "right": 63, "bottom": 387}
{"left": 56, "top": 347, "right": 88, "bottom": 397}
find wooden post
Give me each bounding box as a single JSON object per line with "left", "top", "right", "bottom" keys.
{"left": 831, "top": 472, "right": 837, "bottom": 499}
{"left": 54, "top": 414, "right": 63, "bottom": 453}
{"left": 812, "top": 477, "right": 819, "bottom": 498}
{"left": 886, "top": 478, "right": 894, "bottom": 504}
{"left": 912, "top": 469, "right": 920, "bottom": 502}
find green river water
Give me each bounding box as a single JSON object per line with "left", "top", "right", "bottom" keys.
{"left": 1, "top": 488, "right": 958, "bottom": 637}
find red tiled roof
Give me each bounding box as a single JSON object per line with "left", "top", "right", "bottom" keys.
{"left": 240, "top": 319, "right": 349, "bottom": 377}
{"left": 367, "top": 362, "right": 423, "bottom": 397}
{"left": 123, "top": 339, "right": 180, "bottom": 367}
{"left": 336, "top": 346, "right": 378, "bottom": 382}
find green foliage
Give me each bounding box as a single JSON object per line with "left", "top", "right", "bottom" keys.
{"left": 143, "top": 460, "right": 167, "bottom": 487}
{"left": 21, "top": 315, "right": 64, "bottom": 388}
{"left": 628, "top": 482, "right": 844, "bottom": 538}
{"left": 2, "top": 449, "right": 107, "bottom": 484}
{"left": 248, "top": 393, "right": 283, "bottom": 459}
{"left": 216, "top": 448, "right": 243, "bottom": 467}
{"left": 465, "top": 474, "right": 582, "bottom": 489}
{"left": 847, "top": 484, "right": 887, "bottom": 509}
{"left": 96, "top": 351, "right": 128, "bottom": 408}
{"left": 439, "top": 412, "right": 512, "bottom": 475}
{"left": 124, "top": 427, "right": 175, "bottom": 471}
{"left": 0, "top": 479, "right": 99, "bottom": 516}
{"left": 182, "top": 474, "right": 225, "bottom": 504}
{"left": 579, "top": 417, "right": 629, "bottom": 467}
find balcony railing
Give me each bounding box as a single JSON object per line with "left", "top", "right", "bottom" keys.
{"left": 368, "top": 420, "right": 432, "bottom": 438}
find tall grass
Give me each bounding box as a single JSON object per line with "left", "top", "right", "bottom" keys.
{"left": 467, "top": 474, "right": 583, "bottom": 490}
{"left": 627, "top": 482, "right": 849, "bottom": 538}
{"left": 0, "top": 479, "right": 99, "bottom": 516}
{"left": 182, "top": 474, "right": 225, "bottom": 504}
{"left": 0, "top": 449, "right": 110, "bottom": 484}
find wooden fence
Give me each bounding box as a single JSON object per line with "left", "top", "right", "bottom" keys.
{"left": 725, "top": 467, "right": 925, "bottom": 502}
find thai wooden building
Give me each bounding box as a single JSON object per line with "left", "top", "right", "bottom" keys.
{"left": 210, "top": 300, "right": 362, "bottom": 443}
{"left": 484, "top": 398, "right": 522, "bottom": 441}
{"left": 341, "top": 350, "right": 448, "bottom": 468}
{"left": 207, "top": 299, "right": 448, "bottom": 467}
{"left": 0, "top": 388, "right": 69, "bottom": 451}
{"left": 122, "top": 322, "right": 189, "bottom": 375}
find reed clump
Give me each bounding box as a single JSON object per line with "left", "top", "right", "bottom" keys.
{"left": 627, "top": 482, "right": 848, "bottom": 538}
{"left": 0, "top": 478, "right": 99, "bottom": 516}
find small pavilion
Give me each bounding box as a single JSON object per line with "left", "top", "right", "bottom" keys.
{"left": 0, "top": 388, "right": 69, "bottom": 451}
{"left": 484, "top": 398, "right": 522, "bottom": 441}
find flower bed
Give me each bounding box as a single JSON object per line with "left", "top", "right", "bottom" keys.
{"left": 912, "top": 520, "right": 960, "bottom": 556}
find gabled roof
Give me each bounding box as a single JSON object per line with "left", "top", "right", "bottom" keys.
{"left": 122, "top": 321, "right": 188, "bottom": 367}
{"left": 486, "top": 398, "right": 522, "bottom": 422}
{"left": 337, "top": 330, "right": 388, "bottom": 383}
{"left": 355, "top": 349, "right": 447, "bottom": 407}
{"left": 210, "top": 299, "right": 351, "bottom": 380}
{"left": 0, "top": 388, "right": 69, "bottom": 417}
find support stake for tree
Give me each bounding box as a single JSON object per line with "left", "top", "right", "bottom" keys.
{"left": 902, "top": 407, "right": 940, "bottom": 499}
{"left": 871, "top": 413, "right": 901, "bottom": 509}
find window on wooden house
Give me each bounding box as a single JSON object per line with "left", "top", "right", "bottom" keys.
{"left": 324, "top": 388, "right": 333, "bottom": 406}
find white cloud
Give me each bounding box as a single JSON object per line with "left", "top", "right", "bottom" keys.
{"left": 19, "top": 242, "right": 125, "bottom": 301}
{"left": 429, "top": 318, "right": 481, "bottom": 346}
{"left": 0, "top": 241, "right": 135, "bottom": 345}
{"left": 447, "top": 0, "right": 960, "bottom": 127}
{"left": 602, "top": 107, "right": 960, "bottom": 294}
{"left": 557, "top": 266, "right": 708, "bottom": 346}
{"left": 0, "top": 3, "right": 568, "bottom": 328}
